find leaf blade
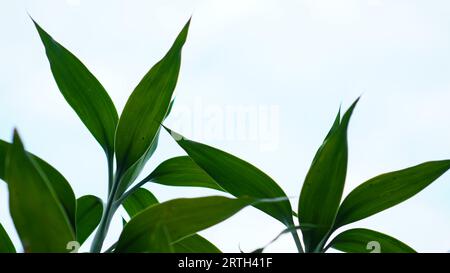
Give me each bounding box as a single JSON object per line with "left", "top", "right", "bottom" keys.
{"left": 144, "top": 156, "right": 223, "bottom": 191}
{"left": 0, "top": 222, "right": 15, "bottom": 253}
{"left": 298, "top": 99, "right": 358, "bottom": 252}
{"left": 115, "top": 20, "right": 190, "bottom": 180}
{"left": 76, "top": 195, "right": 103, "bottom": 245}
{"left": 115, "top": 196, "right": 252, "bottom": 253}
{"left": 33, "top": 20, "right": 118, "bottom": 157}
{"left": 121, "top": 188, "right": 220, "bottom": 253}
{"left": 335, "top": 160, "right": 450, "bottom": 228}
{"left": 172, "top": 234, "right": 221, "bottom": 253}
{"left": 165, "top": 128, "right": 293, "bottom": 227}
{"left": 116, "top": 100, "right": 176, "bottom": 194}
{"left": 328, "top": 228, "right": 416, "bottom": 253}
{"left": 122, "top": 188, "right": 159, "bottom": 218}
{"left": 6, "top": 131, "right": 75, "bottom": 252}
{"left": 0, "top": 139, "right": 77, "bottom": 234}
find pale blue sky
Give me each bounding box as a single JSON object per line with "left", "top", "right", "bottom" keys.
{"left": 1, "top": 0, "right": 450, "bottom": 252}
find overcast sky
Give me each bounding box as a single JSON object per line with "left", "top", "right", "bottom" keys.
{"left": 1, "top": 0, "right": 450, "bottom": 252}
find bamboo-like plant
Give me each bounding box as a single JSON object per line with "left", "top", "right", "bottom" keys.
{"left": 162, "top": 100, "right": 450, "bottom": 253}
{"left": 0, "top": 18, "right": 258, "bottom": 253}
{"left": 0, "top": 17, "right": 449, "bottom": 253}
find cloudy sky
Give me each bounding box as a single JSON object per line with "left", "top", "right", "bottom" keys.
{"left": 1, "top": 0, "right": 450, "bottom": 252}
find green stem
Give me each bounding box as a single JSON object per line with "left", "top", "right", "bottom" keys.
{"left": 314, "top": 229, "right": 334, "bottom": 253}
{"left": 290, "top": 228, "right": 304, "bottom": 253}
{"left": 90, "top": 194, "right": 118, "bottom": 252}
{"left": 116, "top": 176, "right": 149, "bottom": 205}
{"left": 90, "top": 168, "right": 120, "bottom": 253}
{"left": 107, "top": 155, "right": 114, "bottom": 194}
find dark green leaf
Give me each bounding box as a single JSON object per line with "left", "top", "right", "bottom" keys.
{"left": 116, "top": 100, "right": 176, "bottom": 194}
{"left": 325, "top": 107, "right": 341, "bottom": 140}
{"left": 0, "top": 222, "right": 15, "bottom": 253}
{"left": 143, "top": 156, "right": 223, "bottom": 191}
{"left": 0, "top": 140, "right": 76, "bottom": 230}
{"left": 122, "top": 188, "right": 219, "bottom": 253}
{"left": 165, "top": 128, "right": 293, "bottom": 227}
{"left": 115, "top": 20, "right": 190, "bottom": 181}
{"left": 328, "top": 228, "right": 416, "bottom": 253}
{"left": 33, "top": 20, "right": 118, "bottom": 158}
{"left": 115, "top": 196, "right": 253, "bottom": 253}
{"left": 172, "top": 234, "right": 221, "bottom": 253}
{"left": 122, "top": 188, "right": 158, "bottom": 218}
{"left": 76, "top": 195, "right": 103, "bottom": 245}
{"left": 335, "top": 160, "right": 450, "bottom": 228}
{"left": 6, "top": 131, "right": 75, "bottom": 252}
{"left": 298, "top": 99, "right": 358, "bottom": 252}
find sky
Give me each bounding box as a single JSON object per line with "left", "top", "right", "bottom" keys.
{"left": 1, "top": 0, "right": 450, "bottom": 253}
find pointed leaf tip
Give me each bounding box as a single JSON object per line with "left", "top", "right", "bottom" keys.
{"left": 114, "top": 20, "right": 190, "bottom": 178}
{"left": 33, "top": 19, "right": 118, "bottom": 158}
{"left": 12, "top": 129, "right": 23, "bottom": 148}
{"left": 298, "top": 99, "right": 359, "bottom": 251}
{"left": 341, "top": 97, "right": 360, "bottom": 126}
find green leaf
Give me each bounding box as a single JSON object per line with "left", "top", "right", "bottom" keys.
{"left": 0, "top": 139, "right": 76, "bottom": 232}
{"left": 76, "top": 195, "right": 103, "bottom": 245}
{"left": 122, "top": 188, "right": 158, "bottom": 218}
{"left": 328, "top": 228, "right": 416, "bottom": 253}
{"left": 143, "top": 156, "right": 223, "bottom": 191}
{"left": 6, "top": 131, "right": 75, "bottom": 252}
{"left": 116, "top": 100, "right": 176, "bottom": 194}
{"left": 325, "top": 107, "right": 341, "bottom": 140}
{"left": 165, "top": 128, "right": 293, "bottom": 227}
{"left": 172, "top": 234, "right": 221, "bottom": 253}
{"left": 335, "top": 160, "right": 450, "bottom": 228}
{"left": 115, "top": 20, "right": 190, "bottom": 181}
{"left": 33, "top": 19, "right": 118, "bottom": 158}
{"left": 298, "top": 99, "right": 358, "bottom": 252}
{"left": 121, "top": 188, "right": 220, "bottom": 253}
{"left": 0, "top": 222, "right": 15, "bottom": 253}
{"left": 115, "top": 196, "right": 253, "bottom": 253}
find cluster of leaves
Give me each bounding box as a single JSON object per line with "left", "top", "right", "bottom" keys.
{"left": 0, "top": 18, "right": 449, "bottom": 253}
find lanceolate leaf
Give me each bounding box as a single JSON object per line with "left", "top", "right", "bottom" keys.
{"left": 324, "top": 107, "right": 341, "bottom": 141}
{"left": 123, "top": 188, "right": 158, "bottom": 218}
{"left": 335, "top": 160, "right": 450, "bottom": 228}
{"left": 115, "top": 196, "right": 253, "bottom": 252}
{"left": 328, "top": 228, "right": 415, "bottom": 253}
{"left": 0, "top": 222, "right": 15, "bottom": 253}
{"left": 115, "top": 20, "right": 190, "bottom": 180}
{"left": 143, "top": 156, "right": 223, "bottom": 191}
{"left": 33, "top": 20, "right": 118, "bottom": 158}
{"left": 6, "top": 131, "right": 75, "bottom": 252}
{"left": 172, "top": 234, "right": 221, "bottom": 253}
{"left": 116, "top": 100, "right": 176, "bottom": 194}
{"left": 298, "top": 99, "right": 358, "bottom": 252}
{"left": 122, "top": 188, "right": 220, "bottom": 253}
{"left": 76, "top": 195, "right": 103, "bottom": 245}
{"left": 165, "top": 128, "right": 293, "bottom": 227}
{"left": 0, "top": 139, "right": 76, "bottom": 231}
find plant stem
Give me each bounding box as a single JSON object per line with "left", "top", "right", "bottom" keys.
{"left": 115, "top": 176, "right": 148, "bottom": 205}
{"left": 90, "top": 193, "right": 119, "bottom": 252}
{"left": 315, "top": 229, "right": 333, "bottom": 253}
{"left": 289, "top": 226, "right": 304, "bottom": 253}
{"left": 90, "top": 167, "right": 120, "bottom": 253}
{"left": 107, "top": 155, "right": 114, "bottom": 194}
